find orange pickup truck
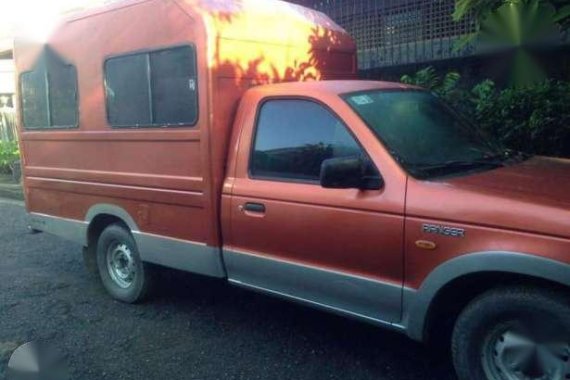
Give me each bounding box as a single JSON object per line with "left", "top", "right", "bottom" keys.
{"left": 15, "top": 1, "right": 570, "bottom": 380}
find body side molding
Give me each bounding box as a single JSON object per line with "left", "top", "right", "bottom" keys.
{"left": 223, "top": 248, "right": 404, "bottom": 326}
{"left": 403, "top": 251, "right": 570, "bottom": 341}
{"left": 28, "top": 212, "right": 88, "bottom": 246}
{"left": 134, "top": 232, "right": 226, "bottom": 278}
{"left": 28, "top": 205, "right": 227, "bottom": 278}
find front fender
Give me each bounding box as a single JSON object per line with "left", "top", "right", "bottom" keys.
{"left": 403, "top": 251, "right": 570, "bottom": 341}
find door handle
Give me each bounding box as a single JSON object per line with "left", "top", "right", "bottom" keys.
{"left": 241, "top": 202, "right": 266, "bottom": 214}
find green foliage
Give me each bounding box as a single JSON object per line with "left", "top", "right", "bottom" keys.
{"left": 453, "top": 0, "right": 505, "bottom": 22}
{"left": 469, "top": 79, "right": 570, "bottom": 157}
{"left": 0, "top": 141, "right": 20, "bottom": 174}
{"left": 454, "top": 0, "right": 570, "bottom": 26}
{"left": 400, "top": 67, "right": 461, "bottom": 97}
{"left": 453, "top": 0, "right": 570, "bottom": 87}
{"left": 554, "top": 3, "right": 570, "bottom": 29}
{"left": 452, "top": 0, "right": 508, "bottom": 49}
{"left": 401, "top": 68, "right": 570, "bottom": 158}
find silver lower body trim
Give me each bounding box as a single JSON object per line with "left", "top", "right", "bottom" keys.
{"left": 223, "top": 249, "right": 404, "bottom": 326}
{"left": 28, "top": 213, "right": 88, "bottom": 246}
{"left": 26, "top": 213, "right": 405, "bottom": 330}
{"left": 134, "top": 232, "right": 226, "bottom": 278}
{"left": 230, "top": 279, "right": 405, "bottom": 331}
{"left": 28, "top": 212, "right": 226, "bottom": 278}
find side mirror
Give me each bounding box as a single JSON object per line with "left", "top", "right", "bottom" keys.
{"left": 320, "top": 157, "right": 383, "bottom": 190}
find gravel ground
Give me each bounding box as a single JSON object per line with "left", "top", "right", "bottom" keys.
{"left": 0, "top": 201, "right": 456, "bottom": 380}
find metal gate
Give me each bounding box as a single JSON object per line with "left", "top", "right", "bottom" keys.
{"left": 294, "top": 0, "right": 476, "bottom": 70}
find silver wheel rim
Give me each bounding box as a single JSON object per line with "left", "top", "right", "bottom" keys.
{"left": 106, "top": 241, "right": 136, "bottom": 289}
{"left": 482, "top": 325, "right": 570, "bottom": 380}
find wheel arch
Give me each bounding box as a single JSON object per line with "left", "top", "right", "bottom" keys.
{"left": 404, "top": 251, "right": 570, "bottom": 342}
{"left": 83, "top": 204, "right": 140, "bottom": 275}
{"left": 85, "top": 204, "right": 140, "bottom": 232}
{"left": 83, "top": 203, "right": 226, "bottom": 278}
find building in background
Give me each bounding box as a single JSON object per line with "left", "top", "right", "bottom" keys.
{"left": 0, "top": 40, "right": 16, "bottom": 142}
{"left": 0, "top": 57, "right": 16, "bottom": 143}
{"left": 290, "top": 0, "right": 570, "bottom": 81}
{"left": 0, "top": 62, "right": 15, "bottom": 109}
{"left": 0, "top": 38, "right": 14, "bottom": 109}
{"left": 0, "top": 0, "right": 116, "bottom": 141}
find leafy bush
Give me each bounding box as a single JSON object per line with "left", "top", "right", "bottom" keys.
{"left": 0, "top": 141, "right": 20, "bottom": 174}
{"left": 401, "top": 68, "right": 570, "bottom": 158}
{"left": 400, "top": 67, "right": 461, "bottom": 98}
{"left": 469, "top": 80, "right": 570, "bottom": 157}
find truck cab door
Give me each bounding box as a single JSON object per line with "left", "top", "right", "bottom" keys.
{"left": 222, "top": 96, "right": 406, "bottom": 324}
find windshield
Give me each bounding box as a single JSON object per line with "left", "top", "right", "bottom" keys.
{"left": 343, "top": 90, "right": 509, "bottom": 179}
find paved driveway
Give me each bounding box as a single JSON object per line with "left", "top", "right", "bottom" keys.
{"left": 0, "top": 201, "right": 456, "bottom": 380}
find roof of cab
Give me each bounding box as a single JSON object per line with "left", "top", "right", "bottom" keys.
{"left": 247, "top": 80, "right": 418, "bottom": 97}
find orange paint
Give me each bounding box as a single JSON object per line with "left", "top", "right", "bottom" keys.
{"left": 14, "top": 0, "right": 357, "bottom": 248}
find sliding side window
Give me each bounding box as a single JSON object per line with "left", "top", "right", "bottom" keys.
{"left": 105, "top": 45, "right": 198, "bottom": 128}
{"left": 20, "top": 47, "right": 78, "bottom": 129}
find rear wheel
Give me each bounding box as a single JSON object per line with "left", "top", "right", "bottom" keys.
{"left": 96, "top": 224, "right": 152, "bottom": 303}
{"left": 452, "top": 286, "right": 570, "bottom": 380}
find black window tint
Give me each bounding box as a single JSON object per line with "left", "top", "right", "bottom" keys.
{"left": 21, "top": 63, "right": 49, "bottom": 129}
{"left": 48, "top": 54, "right": 78, "bottom": 127}
{"left": 150, "top": 47, "right": 197, "bottom": 125}
{"left": 251, "top": 100, "right": 363, "bottom": 182}
{"left": 105, "top": 46, "right": 198, "bottom": 127}
{"left": 344, "top": 90, "right": 505, "bottom": 178}
{"left": 105, "top": 54, "right": 151, "bottom": 126}
{"left": 20, "top": 48, "right": 78, "bottom": 129}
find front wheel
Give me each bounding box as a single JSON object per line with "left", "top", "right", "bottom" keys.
{"left": 452, "top": 286, "right": 570, "bottom": 380}
{"left": 96, "top": 224, "right": 152, "bottom": 303}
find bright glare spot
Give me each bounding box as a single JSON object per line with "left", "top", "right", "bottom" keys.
{"left": 0, "top": 0, "right": 112, "bottom": 42}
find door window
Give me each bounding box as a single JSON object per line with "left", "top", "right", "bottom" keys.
{"left": 250, "top": 99, "right": 365, "bottom": 182}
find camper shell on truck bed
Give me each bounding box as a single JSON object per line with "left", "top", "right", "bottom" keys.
{"left": 15, "top": 3, "right": 570, "bottom": 379}
{"left": 15, "top": 0, "right": 357, "bottom": 275}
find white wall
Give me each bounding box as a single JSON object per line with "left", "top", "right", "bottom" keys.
{"left": 0, "top": 59, "right": 15, "bottom": 95}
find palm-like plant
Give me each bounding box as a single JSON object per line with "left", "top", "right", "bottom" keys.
{"left": 453, "top": 0, "right": 506, "bottom": 22}
{"left": 551, "top": 0, "right": 570, "bottom": 28}
{"left": 454, "top": 0, "right": 570, "bottom": 87}
{"left": 401, "top": 67, "right": 461, "bottom": 96}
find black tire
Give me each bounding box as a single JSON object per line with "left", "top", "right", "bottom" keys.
{"left": 452, "top": 286, "right": 570, "bottom": 380}
{"left": 96, "top": 224, "right": 152, "bottom": 303}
